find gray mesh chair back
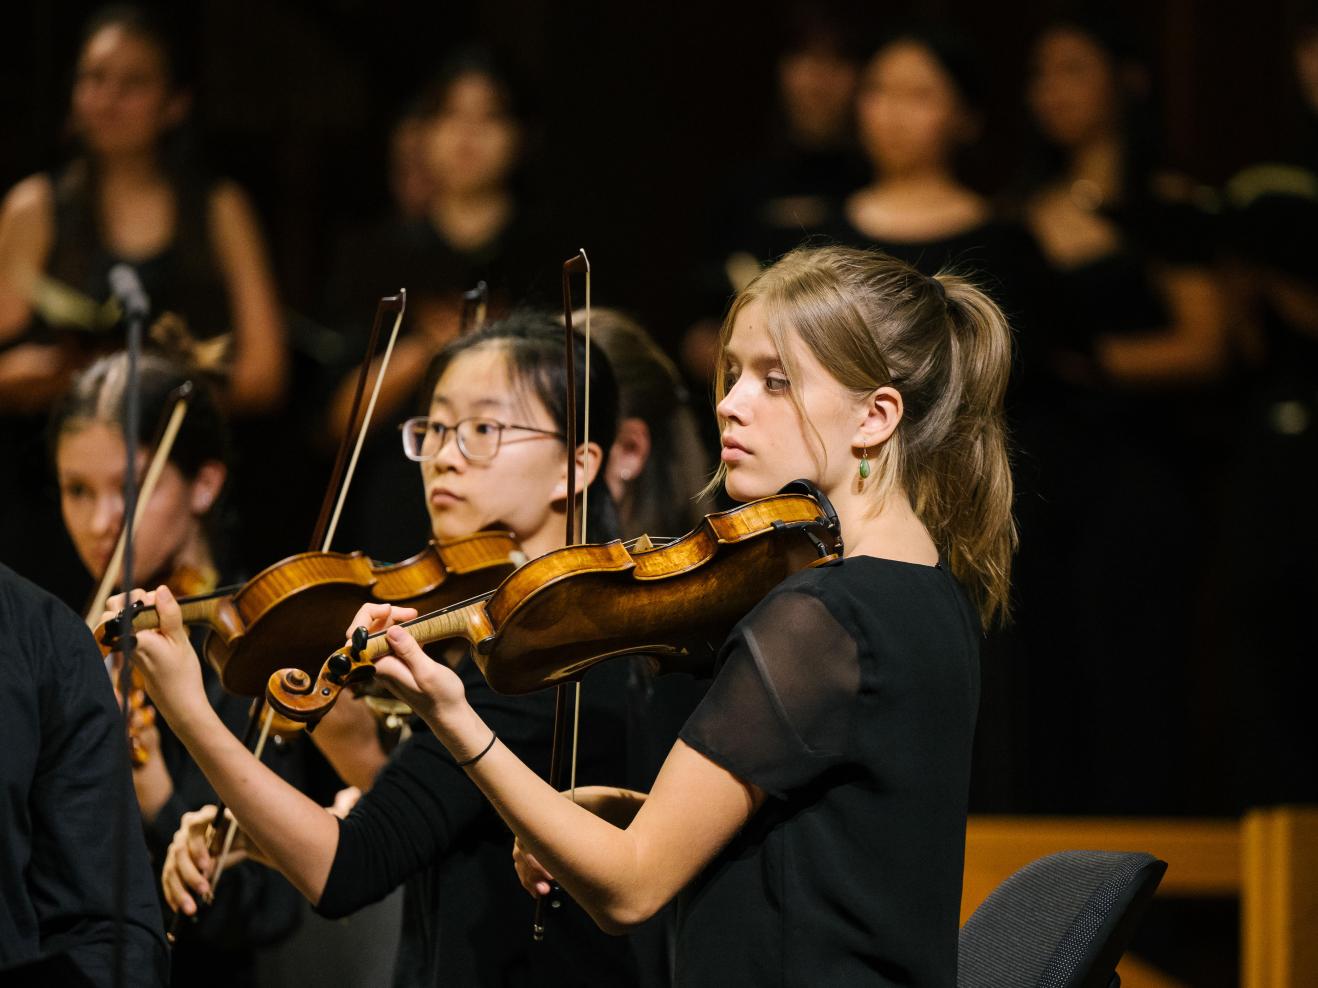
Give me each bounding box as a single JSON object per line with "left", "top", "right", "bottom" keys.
{"left": 957, "top": 850, "right": 1167, "bottom": 988}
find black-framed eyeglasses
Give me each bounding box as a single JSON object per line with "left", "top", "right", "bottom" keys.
{"left": 399, "top": 416, "right": 563, "bottom": 462}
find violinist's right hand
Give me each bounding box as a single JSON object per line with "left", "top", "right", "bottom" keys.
{"left": 105, "top": 585, "right": 212, "bottom": 734}
{"left": 161, "top": 805, "right": 256, "bottom": 915}
{"left": 510, "top": 787, "right": 648, "bottom": 898}
{"left": 512, "top": 836, "right": 555, "bottom": 899}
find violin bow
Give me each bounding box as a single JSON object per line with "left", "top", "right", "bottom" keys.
{"left": 533, "top": 249, "right": 591, "bottom": 942}
{"left": 86, "top": 382, "right": 193, "bottom": 776}
{"left": 85, "top": 382, "right": 195, "bottom": 629}
{"left": 459, "top": 280, "right": 490, "bottom": 337}
{"left": 194, "top": 291, "right": 408, "bottom": 925}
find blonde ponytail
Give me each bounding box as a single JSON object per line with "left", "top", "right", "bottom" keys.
{"left": 709, "top": 246, "right": 1017, "bottom": 627}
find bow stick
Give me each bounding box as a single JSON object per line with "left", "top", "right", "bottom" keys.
{"left": 460, "top": 280, "right": 490, "bottom": 337}
{"left": 85, "top": 382, "right": 194, "bottom": 629}
{"left": 533, "top": 249, "right": 591, "bottom": 942}
{"left": 182, "top": 291, "right": 407, "bottom": 934}
{"left": 85, "top": 382, "right": 192, "bottom": 774}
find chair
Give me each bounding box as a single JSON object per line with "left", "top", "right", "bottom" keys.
{"left": 957, "top": 850, "right": 1167, "bottom": 988}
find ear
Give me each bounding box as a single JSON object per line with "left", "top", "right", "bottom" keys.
{"left": 189, "top": 460, "right": 226, "bottom": 516}
{"left": 606, "top": 417, "right": 651, "bottom": 494}
{"left": 852, "top": 386, "right": 903, "bottom": 451}
{"left": 550, "top": 441, "right": 605, "bottom": 502}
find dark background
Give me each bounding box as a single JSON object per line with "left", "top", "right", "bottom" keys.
{"left": 2, "top": 0, "right": 1309, "bottom": 349}
{"left": 3, "top": 5, "right": 1312, "bottom": 983}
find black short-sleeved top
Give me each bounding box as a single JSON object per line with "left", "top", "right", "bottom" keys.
{"left": 316, "top": 649, "right": 637, "bottom": 987}
{"left": 677, "top": 556, "right": 981, "bottom": 988}
{"left": 0, "top": 563, "right": 169, "bottom": 986}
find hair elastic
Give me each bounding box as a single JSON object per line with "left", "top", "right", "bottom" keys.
{"left": 455, "top": 731, "right": 498, "bottom": 768}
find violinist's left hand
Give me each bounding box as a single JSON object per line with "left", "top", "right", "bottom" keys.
{"left": 372, "top": 625, "right": 472, "bottom": 739}
{"left": 104, "top": 585, "right": 214, "bottom": 736}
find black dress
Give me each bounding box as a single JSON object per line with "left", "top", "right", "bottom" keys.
{"left": 0, "top": 563, "right": 169, "bottom": 987}
{"left": 1014, "top": 195, "right": 1223, "bottom": 815}
{"left": 817, "top": 209, "right": 1043, "bottom": 374}
{"left": 315, "top": 651, "right": 638, "bottom": 987}
{"left": 1213, "top": 165, "right": 1318, "bottom": 810}
{"left": 676, "top": 556, "right": 981, "bottom": 987}
{"left": 40, "top": 164, "right": 234, "bottom": 340}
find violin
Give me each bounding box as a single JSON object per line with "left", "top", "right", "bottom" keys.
{"left": 265, "top": 482, "right": 842, "bottom": 726}
{"left": 98, "top": 530, "right": 524, "bottom": 697}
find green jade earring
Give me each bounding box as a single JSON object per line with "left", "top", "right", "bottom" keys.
{"left": 859, "top": 447, "right": 871, "bottom": 480}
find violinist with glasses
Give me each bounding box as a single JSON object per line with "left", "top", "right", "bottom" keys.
{"left": 108, "top": 313, "right": 638, "bottom": 986}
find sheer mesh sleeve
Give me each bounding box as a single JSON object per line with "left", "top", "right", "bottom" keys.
{"left": 679, "top": 588, "right": 860, "bottom": 798}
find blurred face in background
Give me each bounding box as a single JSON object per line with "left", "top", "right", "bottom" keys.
{"left": 71, "top": 24, "right": 186, "bottom": 158}
{"left": 57, "top": 422, "right": 220, "bottom": 584}
{"left": 857, "top": 40, "right": 972, "bottom": 178}
{"left": 1029, "top": 28, "right": 1121, "bottom": 149}
{"left": 423, "top": 72, "right": 521, "bottom": 197}
{"left": 778, "top": 44, "right": 859, "bottom": 148}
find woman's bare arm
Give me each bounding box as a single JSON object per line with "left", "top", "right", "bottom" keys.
{"left": 208, "top": 182, "right": 288, "bottom": 414}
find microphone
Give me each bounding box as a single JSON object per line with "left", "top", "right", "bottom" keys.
{"left": 108, "top": 263, "right": 149, "bottom": 320}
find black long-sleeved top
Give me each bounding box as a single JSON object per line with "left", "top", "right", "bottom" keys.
{"left": 0, "top": 563, "right": 169, "bottom": 987}
{"left": 148, "top": 652, "right": 315, "bottom": 986}
{"left": 316, "top": 651, "right": 638, "bottom": 987}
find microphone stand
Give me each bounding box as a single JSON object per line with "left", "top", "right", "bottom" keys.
{"left": 108, "top": 264, "right": 148, "bottom": 988}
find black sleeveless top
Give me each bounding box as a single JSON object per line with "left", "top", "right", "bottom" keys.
{"left": 38, "top": 162, "right": 232, "bottom": 341}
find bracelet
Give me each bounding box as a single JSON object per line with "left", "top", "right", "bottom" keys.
{"left": 455, "top": 731, "right": 497, "bottom": 768}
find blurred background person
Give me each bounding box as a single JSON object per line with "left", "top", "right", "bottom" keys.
{"left": 818, "top": 22, "right": 1047, "bottom": 815}
{"left": 1011, "top": 12, "right": 1229, "bottom": 815}
{"left": 0, "top": 4, "right": 287, "bottom": 603}
{"left": 823, "top": 25, "right": 1044, "bottom": 320}
{"left": 680, "top": 1, "right": 867, "bottom": 411}
{"left": 587, "top": 307, "right": 716, "bottom": 988}
{"left": 324, "top": 46, "right": 556, "bottom": 563}
{"left": 1209, "top": 4, "right": 1318, "bottom": 813}
{"left": 587, "top": 308, "right": 713, "bottom": 541}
